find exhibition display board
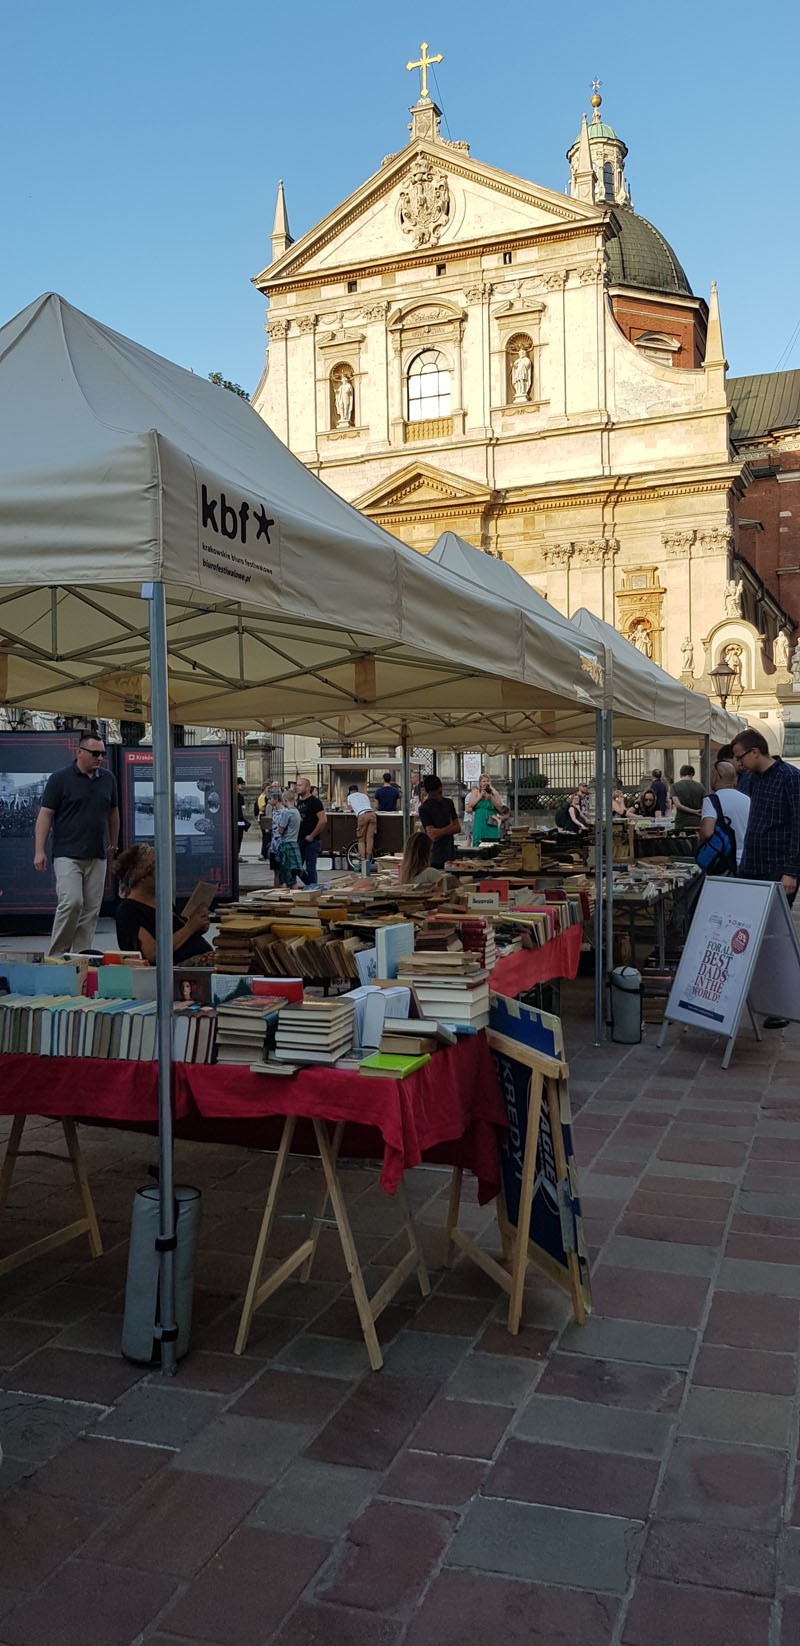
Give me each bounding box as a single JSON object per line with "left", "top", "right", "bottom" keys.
{"left": 118, "top": 744, "right": 237, "bottom": 902}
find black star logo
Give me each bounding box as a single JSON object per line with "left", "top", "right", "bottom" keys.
{"left": 254, "top": 505, "right": 275, "bottom": 544}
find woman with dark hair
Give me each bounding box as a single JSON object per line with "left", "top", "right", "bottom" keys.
{"left": 627, "top": 788, "right": 659, "bottom": 819}
{"left": 113, "top": 845, "right": 212, "bottom": 964}
{"left": 400, "top": 830, "right": 432, "bottom": 884}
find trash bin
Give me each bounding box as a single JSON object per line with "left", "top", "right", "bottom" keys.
{"left": 608, "top": 965, "right": 643, "bottom": 1045}
{"left": 122, "top": 1184, "right": 201, "bottom": 1365}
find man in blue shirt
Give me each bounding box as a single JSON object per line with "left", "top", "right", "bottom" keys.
{"left": 732, "top": 728, "right": 800, "bottom": 1027}
{"left": 34, "top": 733, "right": 119, "bottom": 954}
{"left": 374, "top": 772, "right": 401, "bottom": 812}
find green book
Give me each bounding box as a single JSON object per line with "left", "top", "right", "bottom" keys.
{"left": 359, "top": 1051, "right": 431, "bottom": 1079}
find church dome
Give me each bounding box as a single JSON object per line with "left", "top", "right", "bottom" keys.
{"left": 606, "top": 211, "right": 693, "bottom": 298}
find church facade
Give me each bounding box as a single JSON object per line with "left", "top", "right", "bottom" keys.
{"left": 253, "top": 69, "right": 798, "bottom": 751}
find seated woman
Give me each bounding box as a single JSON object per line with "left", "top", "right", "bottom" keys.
{"left": 113, "top": 845, "right": 212, "bottom": 964}
{"left": 399, "top": 828, "right": 445, "bottom": 886}
{"left": 611, "top": 789, "right": 627, "bottom": 818}
{"left": 627, "top": 788, "right": 659, "bottom": 820}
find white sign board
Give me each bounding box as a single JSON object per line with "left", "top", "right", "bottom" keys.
{"left": 463, "top": 753, "right": 482, "bottom": 785}
{"left": 661, "top": 878, "right": 800, "bottom": 1065}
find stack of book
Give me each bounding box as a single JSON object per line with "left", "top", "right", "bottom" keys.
{"left": 379, "top": 1018, "right": 456, "bottom": 1055}
{"left": 0, "top": 994, "right": 213, "bottom": 1062}
{"left": 273, "top": 999, "right": 355, "bottom": 1065}
{"left": 213, "top": 917, "right": 273, "bottom": 974}
{"left": 396, "top": 954, "right": 491, "bottom": 1029}
{"left": 425, "top": 915, "right": 496, "bottom": 971}
{"left": 215, "top": 994, "right": 287, "bottom": 1065}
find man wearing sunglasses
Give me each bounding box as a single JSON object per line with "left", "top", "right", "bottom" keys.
{"left": 34, "top": 733, "right": 119, "bottom": 955}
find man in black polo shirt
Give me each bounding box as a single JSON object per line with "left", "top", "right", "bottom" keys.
{"left": 418, "top": 774, "right": 460, "bottom": 869}
{"left": 34, "top": 733, "right": 120, "bottom": 955}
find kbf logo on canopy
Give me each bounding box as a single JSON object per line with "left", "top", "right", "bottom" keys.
{"left": 194, "top": 464, "right": 280, "bottom": 601}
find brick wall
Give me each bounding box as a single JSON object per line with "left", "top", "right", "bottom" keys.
{"left": 609, "top": 294, "right": 706, "bottom": 368}
{"left": 735, "top": 446, "right": 800, "bottom": 629}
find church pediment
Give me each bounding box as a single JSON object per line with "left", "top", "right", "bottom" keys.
{"left": 355, "top": 462, "right": 492, "bottom": 514}
{"left": 255, "top": 144, "right": 608, "bottom": 288}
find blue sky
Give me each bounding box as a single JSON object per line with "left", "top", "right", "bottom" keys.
{"left": 3, "top": 0, "right": 797, "bottom": 390}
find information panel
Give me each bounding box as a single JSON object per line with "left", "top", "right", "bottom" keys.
{"left": 0, "top": 730, "right": 81, "bottom": 928}
{"left": 661, "top": 877, "right": 800, "bottom": 1064}
{"left": 117, "top": 745, "right": 237, "bottom": 903}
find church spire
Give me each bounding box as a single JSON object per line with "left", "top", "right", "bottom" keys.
{"left": 703, "top": 280, "right": 728, "bottom": 405}
{"left": 568, "top": 83, "right": 631, "bottom": 209}
{"left": 270, "top": 180, "right": 292, "bottom": 262}
{"left": 571, "top": 113, "right": 595, "bottom": 203}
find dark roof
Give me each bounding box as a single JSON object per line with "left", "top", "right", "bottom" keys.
{"left": 727, "top": 371, "right": 800, "bottom": 443}
{"left": 606, "top": 211, "right": 692, "bottom": 297}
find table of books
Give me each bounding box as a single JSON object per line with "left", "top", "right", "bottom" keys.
{"left": 0, "top": 1035, "right": 507, "bottom": 1369}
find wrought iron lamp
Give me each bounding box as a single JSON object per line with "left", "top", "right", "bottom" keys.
{"left": 710, "top": 658, "right": 737, "bottom": 709}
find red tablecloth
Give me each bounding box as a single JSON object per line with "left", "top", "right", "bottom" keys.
{"left": 0, "top": 1035, "right": 506, "bottom": 1202}
{"left": 488, "top": 924, "right": 582, "bottom": 997}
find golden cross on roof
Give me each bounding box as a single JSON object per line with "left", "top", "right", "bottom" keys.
{"left": 406, "top": 41, "right": 443, "bottom": 102}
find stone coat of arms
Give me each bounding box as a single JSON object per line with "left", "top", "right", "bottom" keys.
{"left": 398, "top": 160, "right": 451, "bottom": 248}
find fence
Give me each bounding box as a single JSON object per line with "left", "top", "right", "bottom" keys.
{"left": 515, "top": 748, "right": 665, "bottom": 792}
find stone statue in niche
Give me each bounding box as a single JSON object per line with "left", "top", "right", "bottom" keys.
{"left": 774, "top": 630, "right": 790, "bottom": 671}
{"left": 724, "top": 644, "right": 744, "bottom": 704}
{"left": 792, "top": 642, "right": 800, "bottom": 692}
{"left": 629, "top": 622, "right": 653, "bottom": 657}
{"left": 724, "top": 578, "right": 743, "bottom": 618}
{"left": 334, "top": 372, "right": 354, "bottom": 428}
{"left": 680, "top": 636, "right": 694, "bottom": 673}
{"left": 511, "top": 345, "right": 532, "bottom": 403}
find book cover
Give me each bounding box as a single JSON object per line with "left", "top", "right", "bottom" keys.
{"left": 359, "top": 1052, "right": 431, "bottom": 1079}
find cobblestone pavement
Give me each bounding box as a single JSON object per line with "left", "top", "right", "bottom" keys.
{"left": 0, "top": 989, "right": 798, "bottom": 1644}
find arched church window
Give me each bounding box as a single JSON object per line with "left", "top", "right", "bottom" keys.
{"left": 507, "top": 333, "right": 534, "bottom": 404}
{"left": 634, "top": 333, "right": 680, "bottom": 367}
{"left": 407, "top": 350, "right": 451, "bottom": 421}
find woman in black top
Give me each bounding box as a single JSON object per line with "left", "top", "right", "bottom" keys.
{"left": 627, "top": 788, "right": 659, "bottom": 819}
{"left": 113, "top": 845, "right": 212, "bottom": 964}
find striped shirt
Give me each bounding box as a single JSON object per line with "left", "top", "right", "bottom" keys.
{"left": 739, "top": 758, "right": 800, "bottom": 882}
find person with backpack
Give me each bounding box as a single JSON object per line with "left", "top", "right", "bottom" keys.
{"left": 697, "top": 760, "right": 750, "bottom": 874}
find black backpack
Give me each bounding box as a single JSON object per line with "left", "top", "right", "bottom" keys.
{"left": 695, "top": 794, "right": 737, "bottom": 876}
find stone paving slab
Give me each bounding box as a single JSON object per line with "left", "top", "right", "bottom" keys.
{"left": 1, "top": 985, "right": 800, "bottom": 1642}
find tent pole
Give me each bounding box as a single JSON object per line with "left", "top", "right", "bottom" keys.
{"left": 701, "top": 734, "right": 712, "bottom": 794}
{"left": 593, "top": 711, "right": 605, "bottom": 1045}
{"left": 513, "top": 747, "right": 520, "bottom": 827}
{"left": 146, "top": 581, "right": 178, "bottom": 1376}
{"left": 604, "top": 709, "right": 615, "bottom": 1005}
{"left": 401, "top": 725, "right": 411, "bottom": 843}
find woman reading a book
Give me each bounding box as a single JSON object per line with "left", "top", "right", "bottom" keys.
{"left": 113, "top": 845, "right": 213, "bottom": 964}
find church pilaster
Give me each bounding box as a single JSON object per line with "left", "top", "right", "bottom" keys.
{"left": 266, "top": 316, "right": 289, "bottom": 444}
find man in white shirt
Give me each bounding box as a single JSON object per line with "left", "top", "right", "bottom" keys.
{"left": 346, "top": 784, "right": 376, "bottom": 872}
{"left": 699, "top": 760, "right": 751, "bottom": 869}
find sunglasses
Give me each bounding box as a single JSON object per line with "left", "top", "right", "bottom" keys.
{"left": 80, "top": 747, "right": 106, "bottom": 758}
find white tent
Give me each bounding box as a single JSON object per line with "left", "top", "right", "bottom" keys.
{"left": 0, "top": 296, "right": 605, "bottom": 734}
{"left": 0, "top": 294, "right": 618, "bottom": 1369}
{"left": 428, "top": 532, "right": 743, "bottom": 748}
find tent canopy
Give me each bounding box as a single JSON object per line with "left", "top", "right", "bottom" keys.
{"left": 0, "top": 295, "right": 607, "bottom": 736}
{"left": 428, "top": 531, "right": 744, "bottom": 748}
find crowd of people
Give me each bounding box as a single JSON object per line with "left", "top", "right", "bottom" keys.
{"left": 24, "top": 735, "right": 800, "bottom": 1035}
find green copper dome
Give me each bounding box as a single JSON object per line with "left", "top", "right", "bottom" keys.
{"left": 606, "top": 211, "right": 693, "bottom": 297}
{"left": 587, "top": 120, "right": 619, "bottom": 141}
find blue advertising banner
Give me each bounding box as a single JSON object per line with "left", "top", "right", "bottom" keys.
{"left": 489, "top": 994, "right": 591, "bottom": 1312}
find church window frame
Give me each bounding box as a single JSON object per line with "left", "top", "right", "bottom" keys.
{"left": 406, "top": 348, "right": 452, "bottom": 422}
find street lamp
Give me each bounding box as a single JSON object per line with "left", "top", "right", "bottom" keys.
{"left": 711, "top": 658, "right": 737, "bottom": 708}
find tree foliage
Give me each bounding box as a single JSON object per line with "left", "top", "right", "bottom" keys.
{"left": 208, "top": 372, "right": 250, "bottom": 401}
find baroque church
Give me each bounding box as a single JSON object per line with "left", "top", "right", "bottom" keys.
{"left": 253, "top": 59, "right": 800, "bottom": 754}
